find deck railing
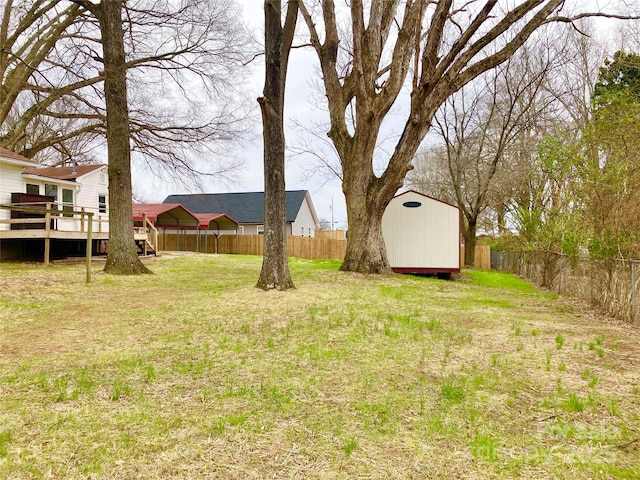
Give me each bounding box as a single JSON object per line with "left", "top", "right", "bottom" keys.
{"left": 0, "top": 202, "right": 95, "bottom": 283}
{"left": 0, "top": 201, "right": 108, "bottom": 233}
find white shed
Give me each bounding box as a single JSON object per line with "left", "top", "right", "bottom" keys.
{"left": 382, "top": 190, "right": 460, "bottom": 275}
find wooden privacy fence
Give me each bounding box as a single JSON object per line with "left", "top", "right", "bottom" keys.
{"left": 459, "top": 245, "right": 492, "bottom": 270}
{"left": 157, "top": 233, "right": 348, "bottom": 261}
{"left": 157, "top": 232, "right": 493, "bottom": 269}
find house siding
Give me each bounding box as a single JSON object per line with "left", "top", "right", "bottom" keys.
{"left": 0, "top": 162, "right": 26, "bottom": 230}
{"left": 75, "top": 167, "right": 108, "bottom": 215}
{"left": 382, "top": 191, "right": 460, "bottom": 271}
{"left": 291, "top": 193, "right": 317, "bottom": 237}
{"left": 1, "top": 159, "right": 109, "bottom": 233}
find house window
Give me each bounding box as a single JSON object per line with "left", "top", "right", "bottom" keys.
{"left": 309, "top": 227, "right": 313, "bottom": 237}
{"left": 301, "top": 226, "right": 304, "bottom": 236}
{"left": 44, "top": 183, "right": 58, "bottom": 200}
{"left": 238, "top": 226, "right": 244, "bottom": 235}
{"left": 99, "top": 170, "right": 107, "bottom": 185}
{"left": 26, "top": 184, "right": 39, "bottom": 195}
{"left": 62, "top": 189, "right": 74, "bottom": 217}
{"left": 257, "top": 225, "right": 264, "bottom": 235}
{"left": 98, "top": 194, "right": 107, "bottom": 214}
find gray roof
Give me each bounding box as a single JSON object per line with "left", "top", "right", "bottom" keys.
{"left": 163, "top": 190, "right": 310, "bottom": 224}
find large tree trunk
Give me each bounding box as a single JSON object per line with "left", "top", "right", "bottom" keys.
{"left": 338, "top": 147, "right": 405, "bottom": 274}
{"left": 98, "top": 0, "right": 150, "bottom": 275}
{"left": 255, "top": 0, "right": 297, "bottom": 290}
{"left": 463, "top": 217, "right": 478, "bottom": 267}
{"left": 340, "top": 194, "right": 390, "bottom": 274}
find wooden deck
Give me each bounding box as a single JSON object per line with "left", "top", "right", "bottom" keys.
{"left": 0, "top": 229, "right": 148, "bottom": 241}
{"left": 0, "top": 229, "right": 112, "bottom": 240}
{"left": 0, "top": 203, "right": 158, "bottom": 266}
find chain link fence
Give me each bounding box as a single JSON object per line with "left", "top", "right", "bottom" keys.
{"left": 491, "top": 251, "right": 640, "bottom": 323}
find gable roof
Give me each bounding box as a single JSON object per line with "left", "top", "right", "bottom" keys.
{"left": 163, "top": 190, "right": 311, "bottom": 224}
{"left": 0, "top": 147, "right": 39, "bottom": 165}
{"left": 22, "top": 164, "right": 104, "bottom": 181}
{"left": 392, "top": 189, "right": 460, "bottom": 211}
{"left": 132, "top": 203, "right": 239, "bottom": 230}
{"left": 194, "top": 213, "right": 239, "bottom": 230}
{"left": 132, "top": 203, "right": 198, "bottom": 226}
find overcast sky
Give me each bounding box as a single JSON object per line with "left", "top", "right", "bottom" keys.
{"left": 132, "top": 0, "right": 632, "bottom": 230}
{"left": 132, "top": 0, "right": 349, "bottom": 229}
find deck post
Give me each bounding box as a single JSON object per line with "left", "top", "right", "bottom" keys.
{"left": 143, "top": 214, "right": 148, "bottom": 256}
{"left": 154, "top": 224, "right": 159, "bottom": 256}
{"left": 44, "top": 202, "right": 52, "bottom": 265}
{"left": 80, "top": 208, "right": 85, "bottom": 233}
{"left": 86, "top": 212, "right": 93, "bottom": 283}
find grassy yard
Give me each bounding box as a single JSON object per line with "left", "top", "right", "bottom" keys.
{"left": 0, "top": 253, "right": 639, "bottom": 479}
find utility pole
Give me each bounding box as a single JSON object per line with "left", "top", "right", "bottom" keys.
{"left": 331, "top": 197, "right": 334, "bottom": 231}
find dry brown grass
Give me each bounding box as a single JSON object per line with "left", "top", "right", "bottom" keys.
{"left": 0, "top": 254, "right": 639, "bottom": 479}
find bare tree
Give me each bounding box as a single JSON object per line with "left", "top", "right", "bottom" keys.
{"left": 409, "top": 42, "right": 557, "bottom": 265}
{"left": 1, "top": 0, "right": 252, "bottom": 178}
{"left": 0, "top": 1, "right": 91, "bottom": 161}
{"left": 256, "top": 0, "right": 299, "bottom": 291}
{"left": 298, "top": 0, "right": 639, "bottom": 274}
{"left": 70, "top": 0, "right": 149, "bottom": 274}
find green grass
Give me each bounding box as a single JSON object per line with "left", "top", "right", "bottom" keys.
{"left": 467, "top": 269, "right": 537, "bottom": 293}
{"left": 0, "top": 254, "right": 639, "bottom": 479}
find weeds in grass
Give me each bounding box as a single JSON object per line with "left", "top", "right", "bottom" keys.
{"left": 144, "top": 364, "right": 157, "bottom": 383}
{"left": 344, "top": 437, "right": 358, "bottom": 455}
{"left": 588, "top": 336, "right": 606, "bottom": 358}
{"left": 111, "top": 379, "right": 131, "bottom": 401}
{"left": 470, "top": 433, "right": 500, "bottom": 462}
{"left": 1, "top": 257, "right": 638, "bottom": 479}
{"left": 0, "top": 430, "right": 11, "bottom": 457}
{"left": 441, "top": 376, "right": 467, "bottom": 403}
{"left": 566, "top": 393, "right": 586, "bottom": 412}
{"left": 545, "top": 353, "right": 552, "bottom": 371}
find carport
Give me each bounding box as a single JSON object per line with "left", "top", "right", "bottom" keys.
{"left": 193, "top": 213, "right": 239, "bottom": 253}
{"left": 132, "top": 204, "right": 238, "bottom": 253}
{"left": 132, "top": 203, "right": 199, "bottom": 251}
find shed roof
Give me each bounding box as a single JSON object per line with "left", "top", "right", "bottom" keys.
{"left": 22, "top": 164, "right": 104, "bottom": 181}
{"left": 392, "top": 189, "right": 460, "bottom": 210}
{"left": 163, "top": 190, "right": 311, "bottom": 224}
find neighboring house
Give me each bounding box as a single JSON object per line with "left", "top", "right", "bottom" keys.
{"left": 0, "top": 147, "right": 111, "bottom": 261}
{"left": 0, "top": 147, "right": 109, "bottom": 232}
{"left": 382, "top": 190, "right": 461, "bottom": 276}
{"left": 163, "top": 190, "right": 319, "bottom": 237}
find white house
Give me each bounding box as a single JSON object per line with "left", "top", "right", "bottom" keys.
{"left": 0, "top": 147, "right": 109, "bottom": 232}
{"left": 163, "top": 190, "right": 319, "bottom": 237}
{"left": 382, "top": 190, "right": 461, "bottom": 276}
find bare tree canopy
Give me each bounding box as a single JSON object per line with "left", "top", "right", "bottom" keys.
{"left": 68, "top": 0, "right": 150, "bottom": 274}
{"left": 297, "top": 0, "right": 639, "bottom": 274}
{"left": 0, "top": 0, "right": 253, "bottom": 181}
{"left": 409, "top": 39, "right": 560, "bottom": 265}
